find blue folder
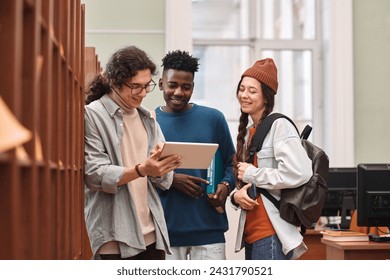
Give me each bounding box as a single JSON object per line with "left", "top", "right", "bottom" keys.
{"left": 206, "top": 150, "right": 224, "bottom": 194}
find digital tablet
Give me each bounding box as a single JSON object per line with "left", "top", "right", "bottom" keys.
{"left": 160, "top": 142, "right": 219, "bottom": 169}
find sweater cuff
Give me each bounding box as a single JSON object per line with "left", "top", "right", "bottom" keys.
{"left": 243, "top": 164, "right": 257, "bottom": 184}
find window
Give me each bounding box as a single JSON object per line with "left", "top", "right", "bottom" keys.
{"left": 192, "top": 0, "right": 322, "bottom": 143}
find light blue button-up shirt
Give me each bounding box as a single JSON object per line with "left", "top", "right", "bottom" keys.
{"left": 84, "top": 94, "right": 173, "bottom": 258}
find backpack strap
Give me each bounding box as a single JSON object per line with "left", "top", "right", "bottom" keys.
{"left": 258, "top": 188, "right": 280, "bottom": 209}
{"left": 249, "top": 113, "right": 285, "bottom": 163}
{"left": 248, "top": 113, "right": 300, "bottom": 162}
{"left": 300, "top": 125, "right": 312, "bottom": 140}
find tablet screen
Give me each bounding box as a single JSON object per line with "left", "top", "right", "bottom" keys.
{"left": 160, "top": 142, "right": 219, "bottom": 169}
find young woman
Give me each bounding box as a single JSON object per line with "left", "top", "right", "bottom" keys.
{"left": 231, "top": 58, "right": 312, "bottom": 260}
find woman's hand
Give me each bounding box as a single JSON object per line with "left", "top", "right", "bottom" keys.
{"left": 237, "top": 162, "right": 253, "bottom": 180}
{"left": 232, "top": 183, "right": 259, "bottom": 210}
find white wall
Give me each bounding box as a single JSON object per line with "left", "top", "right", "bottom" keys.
{"left": 83, "top": 0, "right": 166, "bottom": 110}
{"left": 353, "top": 0, "right": 390, "bottom": 164}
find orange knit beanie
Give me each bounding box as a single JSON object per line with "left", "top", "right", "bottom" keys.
{"left": 241, "top": 58, "right": 278, "bottom": 94}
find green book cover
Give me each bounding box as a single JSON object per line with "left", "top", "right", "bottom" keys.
{"left": 206, "top": 150, "right": 224, "bottom": 194}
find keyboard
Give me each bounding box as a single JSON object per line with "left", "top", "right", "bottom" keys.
{"left": 369, "top": 234, "right": 390, "bottom": 242}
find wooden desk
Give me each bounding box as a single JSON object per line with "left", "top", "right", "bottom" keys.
{"left": 321, "top": 238, "right": 390, "bottom": 260}
{"left": 298, "top": 229, "right": 326, "bottom": 260}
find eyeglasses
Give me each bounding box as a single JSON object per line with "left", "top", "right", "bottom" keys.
{"left": 123, "top": 80, "right": 156, "bottom": 95}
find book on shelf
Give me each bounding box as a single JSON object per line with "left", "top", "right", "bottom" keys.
{"left": 321, "top": 229, "right": 369, "bottom": 242}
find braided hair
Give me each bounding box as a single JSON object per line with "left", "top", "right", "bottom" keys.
{"left": 233, "top": 79, "right": 276, "bottom": 187}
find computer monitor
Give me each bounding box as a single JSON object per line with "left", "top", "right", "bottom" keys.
{"left": 322, "top": 167, "right": 357, "bottom": 228}
{"left": 357, "top": 163, "right": 390, "bottom": 230}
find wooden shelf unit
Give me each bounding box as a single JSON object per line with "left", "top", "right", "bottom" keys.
{"left": 0, "top": 0, "right": 93, "bottom": 259}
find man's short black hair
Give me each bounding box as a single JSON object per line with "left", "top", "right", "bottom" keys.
{"left": 161, "top": 50, "right": 199, "bottom": 74}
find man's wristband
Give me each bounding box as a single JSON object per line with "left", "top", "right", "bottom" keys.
{"left": 135, "top": 164, "right": 145, "bottom": 177}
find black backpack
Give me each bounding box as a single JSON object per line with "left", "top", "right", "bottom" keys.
{"left": 248, "top": 113, "right": 329, "bottom": 231}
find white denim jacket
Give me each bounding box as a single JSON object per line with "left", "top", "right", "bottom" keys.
{"left": 232, "top": 114, "right": 312, "bottom": 259}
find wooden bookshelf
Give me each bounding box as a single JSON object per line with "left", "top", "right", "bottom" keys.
{"left": 0, "top": 0, "right": 93, "bottom": 259}
{"left": 85, "top": 47, "right": 102, "bottom": 88}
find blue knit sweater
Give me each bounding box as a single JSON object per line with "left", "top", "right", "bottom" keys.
{"left": 155, "top": 104, "right": 235, "bottom": 246}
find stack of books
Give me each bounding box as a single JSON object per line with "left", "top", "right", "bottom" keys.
{"left": 321, "top": 230, "right": 369, "bottom": 242}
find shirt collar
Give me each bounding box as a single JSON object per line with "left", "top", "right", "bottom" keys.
{"left": 100, "top": 94, "right": 153, "bottom": 119}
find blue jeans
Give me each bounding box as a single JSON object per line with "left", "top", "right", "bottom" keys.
{"left": 245, "top": 234, "right": 292, "bottom": 260}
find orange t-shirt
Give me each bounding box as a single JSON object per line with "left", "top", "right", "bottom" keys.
{"left": 244, "top": 127, "right": 276, "bottom": 244}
